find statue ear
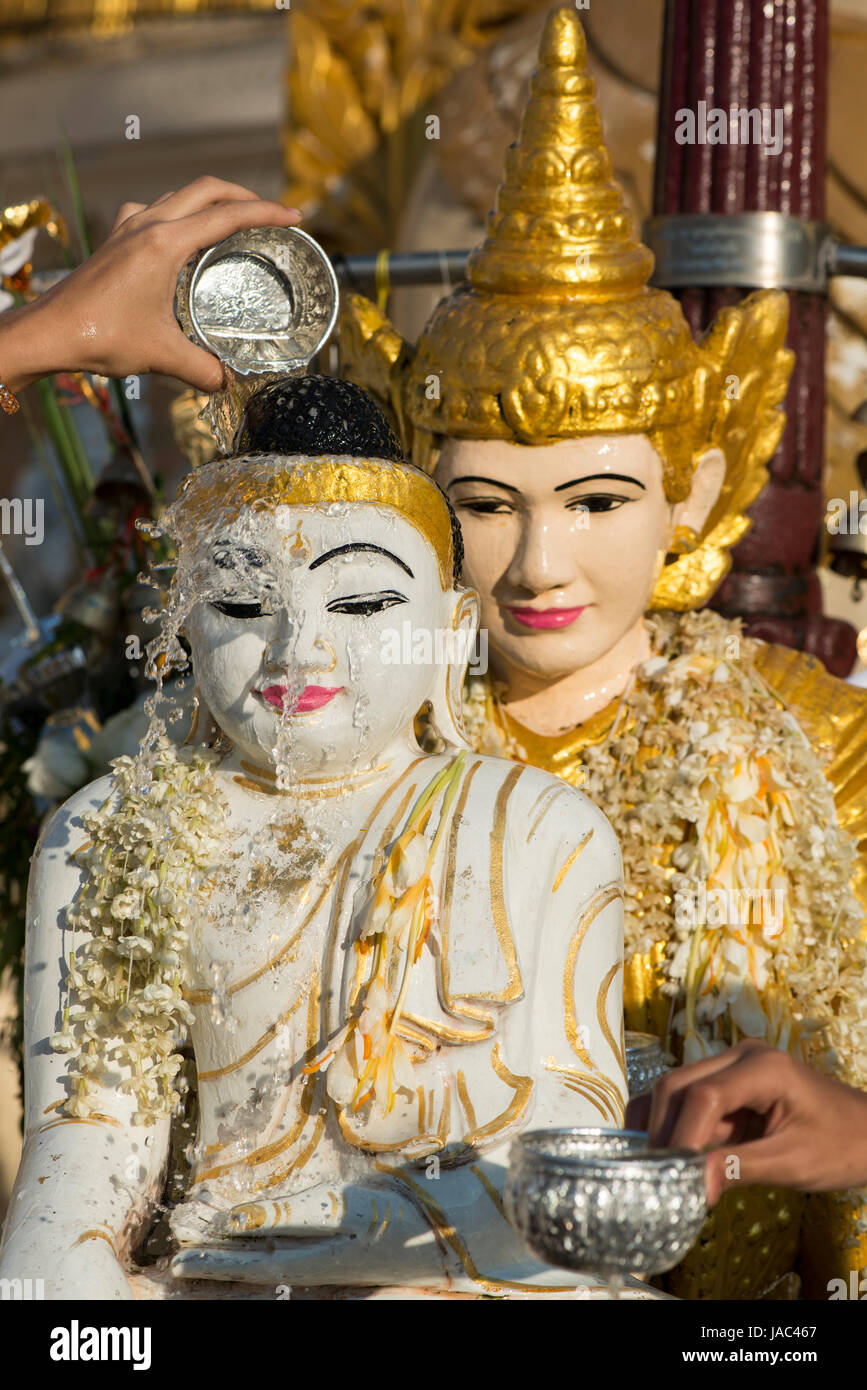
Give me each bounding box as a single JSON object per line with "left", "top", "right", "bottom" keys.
{"left": 670, "top": 445, "right": 726, "bottom": 542}
{"left": 424, "top": 589, "right": 480, "bottom": 750}
{"left": 184, "top": 687, "right": 230, "bottom": 753}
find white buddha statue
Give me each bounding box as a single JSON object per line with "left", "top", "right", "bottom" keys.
{"left": 0, "top": 377, "right": 641, "bottom": 1300}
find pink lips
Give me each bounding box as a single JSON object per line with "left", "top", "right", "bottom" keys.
{"left": 507, "top": 606, "right": 588, "bottom": 630}
{"left": 257, "top": 684, "right": 344, "bottom": 713}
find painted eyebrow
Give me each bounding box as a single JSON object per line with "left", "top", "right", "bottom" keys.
{"left": 309, "top": 542, "right": 414, "bottom": 579}
{"left": 212, "top": 540, "right": 266, "bottom": 565}
{"left": 444, "top": 475, "right": 520, "bottom": 494}
{"left": 554, "top": 474, "right": 646, "bottom": 491}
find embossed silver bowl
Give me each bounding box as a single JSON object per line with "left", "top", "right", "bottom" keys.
{"left": 625, "top": 1031, "right": 673, "bottom": 1098}
{"left": 505, "top": 1128, "right": 707, "bottom": 1277}
{"left": 176, "top": 225, "right": 338, "bottom": 375}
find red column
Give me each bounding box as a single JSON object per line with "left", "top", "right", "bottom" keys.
{"left": 653, "top": 0, "right": 855, "bottom": 677}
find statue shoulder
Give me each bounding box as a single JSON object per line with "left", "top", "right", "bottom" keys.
{"left": 750, "top": 639, "right": 867, "bottom": 766}
{"left": 37, "top": 773, "right": 116, "bottom": 855}
{"left": 23, "top": 777, "right": 117, "bottom": 1025}
{"left": 30, "top": 773, "right": 116, "bottom": 901}
{"left": 468, "top": 753, "right": 622, "bottom": 891}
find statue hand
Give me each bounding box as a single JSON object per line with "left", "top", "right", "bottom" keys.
{"left": 171, "top": 1179, "right": 450, "bottom": 1287}
{"left": 220, "top": 1181, "right": 426, "bottom": 1240}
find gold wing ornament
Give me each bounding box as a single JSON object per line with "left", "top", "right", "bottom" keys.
{"left": 1, "top": 200, "right": 67, "bottom": 297}
{"left": 0, "top": 199, "right": 67, "bottom": 255}
{"left": 169, "top": 389, "right": 219, "bottom": 472}
{"left": 286, "top": 10, "right": 380, "bottom": 246}
{"left": 650, "top": 290, "right": 794, "bottom": 612}
{"left": 337, "top": 290, "right": 414, "bottom": 450}
{"left": 285, "top": 1, "right": 550, "bottom": 250}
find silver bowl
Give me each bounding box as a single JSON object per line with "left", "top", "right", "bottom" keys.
{"left": 176, "top": 225, "right": 338, "bottom": 376}
{"left": 625, "top": 1031, "right": 673, "bottom": 1098}
{"left": 504, "top": 1128, "right": 706, "bottom": 1277}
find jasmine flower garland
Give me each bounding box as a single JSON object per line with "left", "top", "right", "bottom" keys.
{"left": 464, "top": 610, "right": 867, "bottom": 1090}
{"left": 51, "top": 738, "right": 228, "bottom": 1124}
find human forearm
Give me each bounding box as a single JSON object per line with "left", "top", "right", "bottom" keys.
{"left": 0, "top": 297, "right": 73, "bottom": 394}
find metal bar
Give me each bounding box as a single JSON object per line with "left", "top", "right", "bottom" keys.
{"left": 827, "top": 243, "right": 867, "bottom": 279}
{"left": 29, "top": 233, "right": 867, "bottom": 303}
{"left": 0, "top": 540, "right": 40, "bottom": 644}
{"left": 31, "top": 249, "right": 473, "bottom": 297}
{"left": 329, "top": 249, "right": 470, "bottom": 290}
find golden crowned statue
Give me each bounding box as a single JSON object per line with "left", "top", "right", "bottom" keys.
{"left": 339, "top": 6, "right": 867, "bottom": 1299}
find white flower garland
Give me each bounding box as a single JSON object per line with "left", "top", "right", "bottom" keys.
{"left": 464, "top": 610, "right": 867, "bottom": 1088}
{"left": 52, "top": 739, "right": 228, "bottom": 1124}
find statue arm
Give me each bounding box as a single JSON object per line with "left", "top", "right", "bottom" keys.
{"left": 529, "top": 793, "right": 628, "bottom": 1130}
{"left": 0, "top": 780, "right": 170, "bottom": 1300}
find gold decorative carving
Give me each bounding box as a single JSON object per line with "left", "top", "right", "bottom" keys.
{"left": 285, "top": 1, "right": 552, "bottom": 250}
{"left": 380, "top": 1160, "right": 577, "bottom": 1294}
{"left": 563, "top": 881, "right": 623, "bottom": 1065}
{"left": 551, "top": 828, "right": 593, "bottom": 893}
{"left": 595, "top": 959, "right": 625, "bottom": 1077}
{"left": 72, "top": 1228, "right": 117, "bottom": 1253}
{"left": 544, "top": 1058, "right": 623, "bottom": 1124}
{"left": 195, "top": 985, "right": 308, "bottom": 1082}
{"left": 0, "top": 199, "right": 66, "bottom": 255}
{"left": 169, "top": 390, "right": 218, "bottom": 472}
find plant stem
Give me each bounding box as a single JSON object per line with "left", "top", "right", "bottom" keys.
{"left": 35, "top": 378, "right": 88, "bottom": 510}
{"left": 19, "top": 395, "right": 87, "bottom": 559}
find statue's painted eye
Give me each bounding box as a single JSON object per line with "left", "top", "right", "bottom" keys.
{"left": 326, "top": 591, "right": 407, "bottom": 617}
{"left": 454, "top": 497, "right": 514, "bottom": 516}
{"left": 566, "top": 494, "right": 628, "bottom": 514}
{"left": 210, "top": 600, "right": 266, "bottom": 619}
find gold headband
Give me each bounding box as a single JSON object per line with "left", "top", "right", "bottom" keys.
{"left": 169, "top": 454, "right": 455, "bottom": 591}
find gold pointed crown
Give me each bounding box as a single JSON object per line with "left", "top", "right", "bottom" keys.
{"left": 465, "top": 8, "right": 654, "bottom": 302}
{"left": 403, "top": 7, "right": 750, "bottom": 504}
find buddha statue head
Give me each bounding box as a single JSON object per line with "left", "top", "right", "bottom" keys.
{"left": 161, "top": 375, "right": 477, "bottom": 777}
{"left": 340, "top": 6, "right": 793, "bottom": 692}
